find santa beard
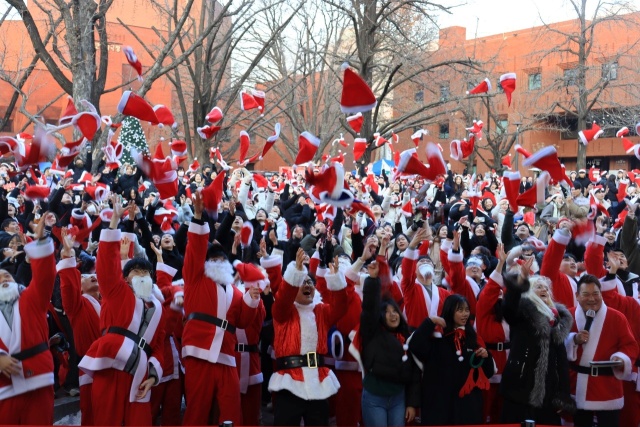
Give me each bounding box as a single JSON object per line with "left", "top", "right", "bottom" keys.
{"left": 204, "top": 259, "right": 235, "bottom": 286}
{"left": 0, "top": 282, "right": 20, "bottom": 303}
{"left": 131, "top": 275, "right": 153, "bottom": 301}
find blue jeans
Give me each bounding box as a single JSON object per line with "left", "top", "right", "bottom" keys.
{"left": 361, "top": 388, "right": 405, "bottom": 426}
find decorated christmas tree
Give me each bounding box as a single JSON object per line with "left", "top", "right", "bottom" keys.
{"left": 118, "top": 116, "right": 148, "bottom": 165}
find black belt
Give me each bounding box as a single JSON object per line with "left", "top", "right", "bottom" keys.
{"left": 185, "top": 312, "right": 236, "bottom": 334}
{"left": 11, "top": 342, "right": 49, "bottom": 361}
{"left": 107, "top": 327, "right": 152, "bottom": 357}
{"left": 486, "top": 342, "right": 511, "bottom": 351}
{"left": 235, "top": 343, "right": 259, "bottom": 353}
{"left": 276, "top": 353, "right": 324, "bottom": 370}
{"left": 571, "top": 364, "right": 614, "bottom": 377}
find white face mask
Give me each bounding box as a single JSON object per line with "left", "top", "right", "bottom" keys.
{"left": 0, "top": 281, "right": 20, "bottom": 303}
{"left": 418, "top": 264, "right": 434, "bottom": 279}
{"left": 25, "top": 172, "right": 31, "bottom": 178}
{"left": 131, "top": 275, "right": 153, "bottom": 301}
{"left": 178, "top": 171, "right": 184, "bottom": 177}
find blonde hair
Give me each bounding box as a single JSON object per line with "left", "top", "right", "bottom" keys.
{"left": 522, "top": 275, "right": 555, "bottom": 320}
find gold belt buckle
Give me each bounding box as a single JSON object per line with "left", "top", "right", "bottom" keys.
{"left": 306, "top": 352, "right": 318, "bottom": 369}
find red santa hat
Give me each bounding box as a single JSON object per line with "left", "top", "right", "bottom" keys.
{"left": 572, "top": 219, "right": 595, "bottom": 246}
{"left": 467, "top": 78, "right": 492, "bottom": 95}
{"left": 201, "top": 170, "right": 226, "bottom": 213}
{"left": 332, "top": 134, "right": 348, "bottom": 148}
{"left": 340, "top": 63, "right": 377, "bottom": 114}
{"left": 294, "top": 132, "right": 321, "bottom": 165}
{"left": 347, "top": 199, "right": 376, "bottom": 221}
{"left": 188, "top": 158, "right": 200, "bottom": 173}
{"left": 374, "top": 133, "right": 388, "bottom": 148}
{"left": 253, "top": 174, "right": 269, "bottom": 191}
{"left": 616, "top": 127, "right": 629, "bottom": 138}
{"left": 0, "top": 136, "right": 19, "bottom": 157}
{"left": 499, "top": 72, "right": 516, "bottom": 106}
{"left": 70, "top": 208, "right": 92, "bottom": 230}
{"left": 521, "top": 146, "right": 566, "bottom": 185}
{"left": 78, "top": 171, "right": 94, "bottom": 185}
{"left": 465, "top": 120, "right": 484, "bottom": 139}
{"left": 390, "top": 131, "right": 399, "bottom": 145}
{"left": 516, "top": 171, "right": 550, "bottom": 208}
{"left": 206, "top": 106, "right": 224, "bottom": 124}
{"left": 613, "top": 209, "right": 628, "bottom": 230}
{"left": 238, "top": 130, "right": 251, "bottom": 165}
{"left": 251, "top": 90, "right": 265, "bottom": 115}
{"left": 503, "top": 171, "right": 521, "bottom": 212}
{"left": 514, "top": 144, "right": 532, "bottom": 161}
{"left": 450, "top": 135, "right": 475, "bottom": 162}
{"left": 232, "top": 261, "right": 269, "bottom": 290}
{"left": 153, "top": 105, "right": 177, "bottom": 128}
{"left": 364, "top": 173, "right": 379, "bottom": 194}
{"left": 255, "top": 123, "right": 281, "bottom": 161}
{"left": 239, "top": 91, "right": 260, "bottom": 112}
{"left": 240, "top": 222, "right": 254, "bottom": 246}
{"left": 117, "top": 91, "right": 159, "bottom": 124}
{"left": 24, "top": 184, "right": 51, "bottom": 201}
{"left": 59, "top": 96, "right": 78, "bottom": 126}
{"left": 347, "top": 113, "right": 364, "bottom": 134}
{"left": 588, "top": 166, "right": 599, "bottom": 182}
{"left": 102, "top": 139, "right": 123, "bottom": 171}
{"left": 578, "top": 121, "right": 603, "bottom": 145}
{"left": 330, "top": 151, "right": 345, "bottom": 164}
{"left": 501, "top": 154, "right": 512, "bottom": 170}
{"left": 169, "top": 139, "right": 188, "bottom": 159}
{"left": 83, "top": 183, "right": 110, "bottom": 202}
{"left": 411, "top": 129, "right": 426, "bottom": 147}
{"left": 197, "top": 125, "right": 221, "bottom": 140}
{"left": 393, "top": 143, "right": 445, "bottom": 182}
{"left": 123, "top": 46, "right": 143, "bottom": 81}
{"left": 353, "top": 137, "right": 367, "bottom": 162}
{"left": 401, "top": 200, "right": 413, "bottom": 217}
{"left": 305, "top": 162, "right": 354, "bottom": 208}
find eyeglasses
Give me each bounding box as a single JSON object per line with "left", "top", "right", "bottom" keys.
{"left": 303, "top": 279, "right": 315, "bottom": 286}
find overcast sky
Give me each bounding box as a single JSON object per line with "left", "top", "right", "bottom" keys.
{"left": 436, "top": 0, "right": 605, "bottom": 38}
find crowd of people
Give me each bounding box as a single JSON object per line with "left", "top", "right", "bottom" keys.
{"left": 0, "top": 144, "right": 639, "bottom": 427}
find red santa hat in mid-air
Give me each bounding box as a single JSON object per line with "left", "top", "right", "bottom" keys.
{"left": 59, "top": 96, "right": 78, "bottom": 126}
{"left": 24, "top": 184, "right": 52, "bottom": 202}
{"left": 197, "top": 125, "right": 221, "bottom": 140}
{"left": 499, "top": 72, "right": 516, "bottom": 106}
{"left": 118, "top": 91, "right": 159, "bottom": 124}
{"left": 616, "top": 127, "right": 629, "bottom": 138}
{"left": 401, "top": 200, "right": 413, "bottom": 217}
{"left": 340, "top": 63, "right": 377, "bottom": 114}
{"left": 206, "top": 106, "right": 223, "bottom": 124}
{"left": 153, "top": 105, "right": 177, "bottom": 128}
{"left": 347, "top": 113, "right": 364, "bottom": 134}
{"left": 503, "top": 171, "right": 521, "bottom": 212}
{"left": 232, "top": 261, "right": 269, "bottom": 290}
{"left": 466, "top": 120, "right": 484, "bottom": 139}
{"left": 102, "top": 139, "right": 124, "bottom": 171}
{"left": 240, "top": 222, "right": 254, "bottom": 246}
{"left": 501, "top": 154, "right": 512, "bottom": 170}
{"left": 238, "top": 131, "right": 251, "bottom": 165}
{"left": 393, "top": 143, "right": 446, "bottom": 182}
{"left": 521, "top": 146, "right": 567, "bottom": 186}
{"left": 169, "top": 140, "right": 188, "bottom": 160}
{"left": 240, "top": 91, "right": 262, "bottom": 113}
{"left": 353, "top": 137, "right": 368, "bottom": 162}
{"left": 516, "top": 171, "right": 550, "bottom": 208}
{"left": 467, "top": 78, "right": 492, "bottom": 95}
{"left": 188, "top": 158, "right": 200, "bottom": 174}
{"left": 450, "top": 135, "right": 475, "bottom": 162}
{"left": 411, "top": 129, "right": 427, "bottom": 147}
{"left": 123, "top": 46, "right": 143, "bottom": 81}
{"left": 201, "top": 170, "right": 226, "bottom": 213}
{"left": 305, "top": 162, "right": 354, "bottom": 208}
{"left": 294, "top": 132, "right": 321, "bottom": 165}
{"left": 332, "top": 134, "right": 348, "bottom": 148}
{"left": 578, "top": 121, "right": 603, "bottom": 145}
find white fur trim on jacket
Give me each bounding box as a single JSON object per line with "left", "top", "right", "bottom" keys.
{"left": 345, "top": 258, "right": 364, "bottom": 283}
{"left": 156, "top": 262, "right": 177, "bottom": 278}
{"left": 100, "top": 228, "right": 121, "bottom": 242}
{"left": 260, "top": 255, "right": 282, "bottom": 269}
{"left": 316, "top": 267, "right": 327, "bottom": 278}
{"left": 24, "top": 238, "right": 54, "bottom": 259}
{"left": 404, "top": 248, "right": 419, "bottom": 261}
{"left": 489, "top": 269, "right": 505, "bottom": 288}
{"left": 447, "top": 249, "right": 464, "bottom": 263}
{"left": 283, "top": 262, "right": 307, "bottom": 287}
{"left": 599, "top": 276, "right": 621, "bottom": 293}
{"left": 552, "top": 228, "right": 571, "bottom": 246}
{"left": 56, "top": 257, "right": 77, "bottom": 272}
{"left": 325, "top": 272, "right": 346, "bottom": 291}
{"left": 188, "top": 221, "right": 210, "bottom": 235}
{"left": 589, "top": 234, "right": 607, "bottom": 247}
{"left": 611, "top": 351, "right": 633, "bottom": 381}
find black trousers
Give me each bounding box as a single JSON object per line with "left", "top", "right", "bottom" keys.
{"left": 501, "top": 398, "right": 562, "bottom": 425}
{"left": 574, "top": 409, "right": 620, "bottom": 427}
{"left": 273, "top": 390, "right": 330, "bottom": 426}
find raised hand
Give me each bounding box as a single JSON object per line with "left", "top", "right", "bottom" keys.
{"left": 409, "top": 228, "right": 427, "bottom": 250}
{"left": 193, "top": 190, "right": 204, "bottom": 219}
{"left": 120, "top": 235, "right": 132, "bottom": 260}
{"left": 150, "top": 243, "right": 163, "bottom": 264}
{"left": 295, "top": 248, "right": 305, "bottom": 271}
{"left": 34, "top": 211, "right": 51, "bottom": 240}
{"left": 60, "top": 228, "right": 76, "bottom": 259}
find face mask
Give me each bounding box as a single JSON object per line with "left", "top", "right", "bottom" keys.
{"left": 178, "top": 171, "right": 184, "bottom": 177}
{"left": 25, "top": 172, "right": 31, "bottom": 178}
{"left": 418, "top": 264, "right": 434, "bottom": 278}
{"left": 338, "top": 258, "right": 351, "bottom": 272}
{"left": 131, "top": 275, "right": 153, "bottom": 301}
{"left": 269, "top": 212, "right": 279, "bottom": 220}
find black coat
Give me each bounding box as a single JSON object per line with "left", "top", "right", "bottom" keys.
{"left": 409, "top": 319, "right": 495, "bottom": 425}
{"left": 360, "top": 277, "right": 421, "bottom": 408}
{"left": 500, "top": 274, "right": 575, "bottom": 415}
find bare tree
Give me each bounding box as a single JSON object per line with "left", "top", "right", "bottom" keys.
{"left": 533, "top": 0, "right": 639, "bottom": 170}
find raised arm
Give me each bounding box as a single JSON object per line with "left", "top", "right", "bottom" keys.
{"left": 184, "top": 191, "right": 210, "bottom": 288}
{"left": 271, "top": 248, "right": 307, "bottom": 323}
{"left": 20, "top": 213, "right": 56, "bottom": 312}
{"left": 58, "top": 229, "right": 83, "bottom": 319}
{"left": 96, "top": 197, "right": 129, "bottom": 301}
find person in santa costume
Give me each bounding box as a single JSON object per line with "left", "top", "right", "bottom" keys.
{"left": 565, "top": 274, "right": 638, "bottom": 427}
{"left": 268, "top": 248, "right": 348, "bottom": 426}
{"left": 0, "top": 214, "right": 56, "bottom": 425}
{"left": 78, "top": 196, "right": 166, "bottom": 425}
{"left": 181, "top": 191, "right": 261, "bottom": 426}
{"left": 540, "top": 226, "right": 578, "bottom": 308}
{"left": 57, "top": 228, "right": 101, "bottom": 426}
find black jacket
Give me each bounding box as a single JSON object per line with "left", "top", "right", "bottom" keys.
{"left": 360, "top": 276, "right": 420, "bottom": 407}
{"left": 500, "top": 273, "right": 575, "bottom": 413}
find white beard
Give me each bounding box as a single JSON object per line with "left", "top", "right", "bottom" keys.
{"left": 338, "top": 259, "right": 351, "bottom": 274}
{"left": 132, "top": 275, "right": 153, "bottom": 301}
{"left": 0, "top": 282, "right": 20, "bottom": 303}
{"left": 204, "top": 259, "right": 235, "bottom": 285}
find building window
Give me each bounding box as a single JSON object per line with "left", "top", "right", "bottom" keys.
{"left": 564, "top": 68, "right": 578, "bottom": 86}
{"left": 440, "top": 84, "right": 450, "bottom": 101}
{"left": 602, "top": 62, "right": 618, "bottom": 81}
{"left": 439, "top": 122, "right": 449, "bottom": 139}
{"left": 496, "top": 119, "right": 508, "bottom": 136}
{"left": 528, "top": 73, "right": 541, "bottom": 90}
{"left": 414, "top": 90, "right": 424, "bottom": 103}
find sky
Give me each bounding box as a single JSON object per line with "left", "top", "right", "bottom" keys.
{"left": 436, "top": 0, "right": 602, "bottom": 38}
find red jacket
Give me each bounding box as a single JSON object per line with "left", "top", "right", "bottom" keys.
{"left": 540, "top": 229, "right": 576, "bottom": 308}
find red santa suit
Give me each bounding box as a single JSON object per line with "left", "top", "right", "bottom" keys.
{"left": 446, "top": 248, "right": 481, "bottom": 314}
{"left": 268, "top": 260, "right": 348, "bottom": 424}
{"left": 150, "top": 263, "right": 184, "bottom": 426}
{"left": 540, "top": 229, "right": 577, "bottom": 308}
{"left": 181, "top": 221, "right": 260, "bottom": 426}
{"left": 565, "top": 303, "right": 638, "bottom": 411}
{"left": 476, "top": 270, "right": 510, "bottom": 423}
{"left": 401, "top": 247, "right": 451, "bottom": 330}
{"left": 78, "top": 228, "right": 166, "bottom": 426}
{"left": 599, "top": 273, "right": 640, "bottom": 426}
{"left": 58, "top": 257, "right": 101, "bottom": 426}
{"left": 0, "top": 238, "right": 56, "bottom": 425}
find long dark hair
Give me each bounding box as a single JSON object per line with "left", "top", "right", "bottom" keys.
{"left": 380, "top": 297, "right": 410, "bottom": 338}
{"left": 441, "top": 294, "right": 478, "bottom": 349}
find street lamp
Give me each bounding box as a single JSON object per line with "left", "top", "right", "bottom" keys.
{"left": 513, "top": 121, "right": 522, "bottom": 172}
